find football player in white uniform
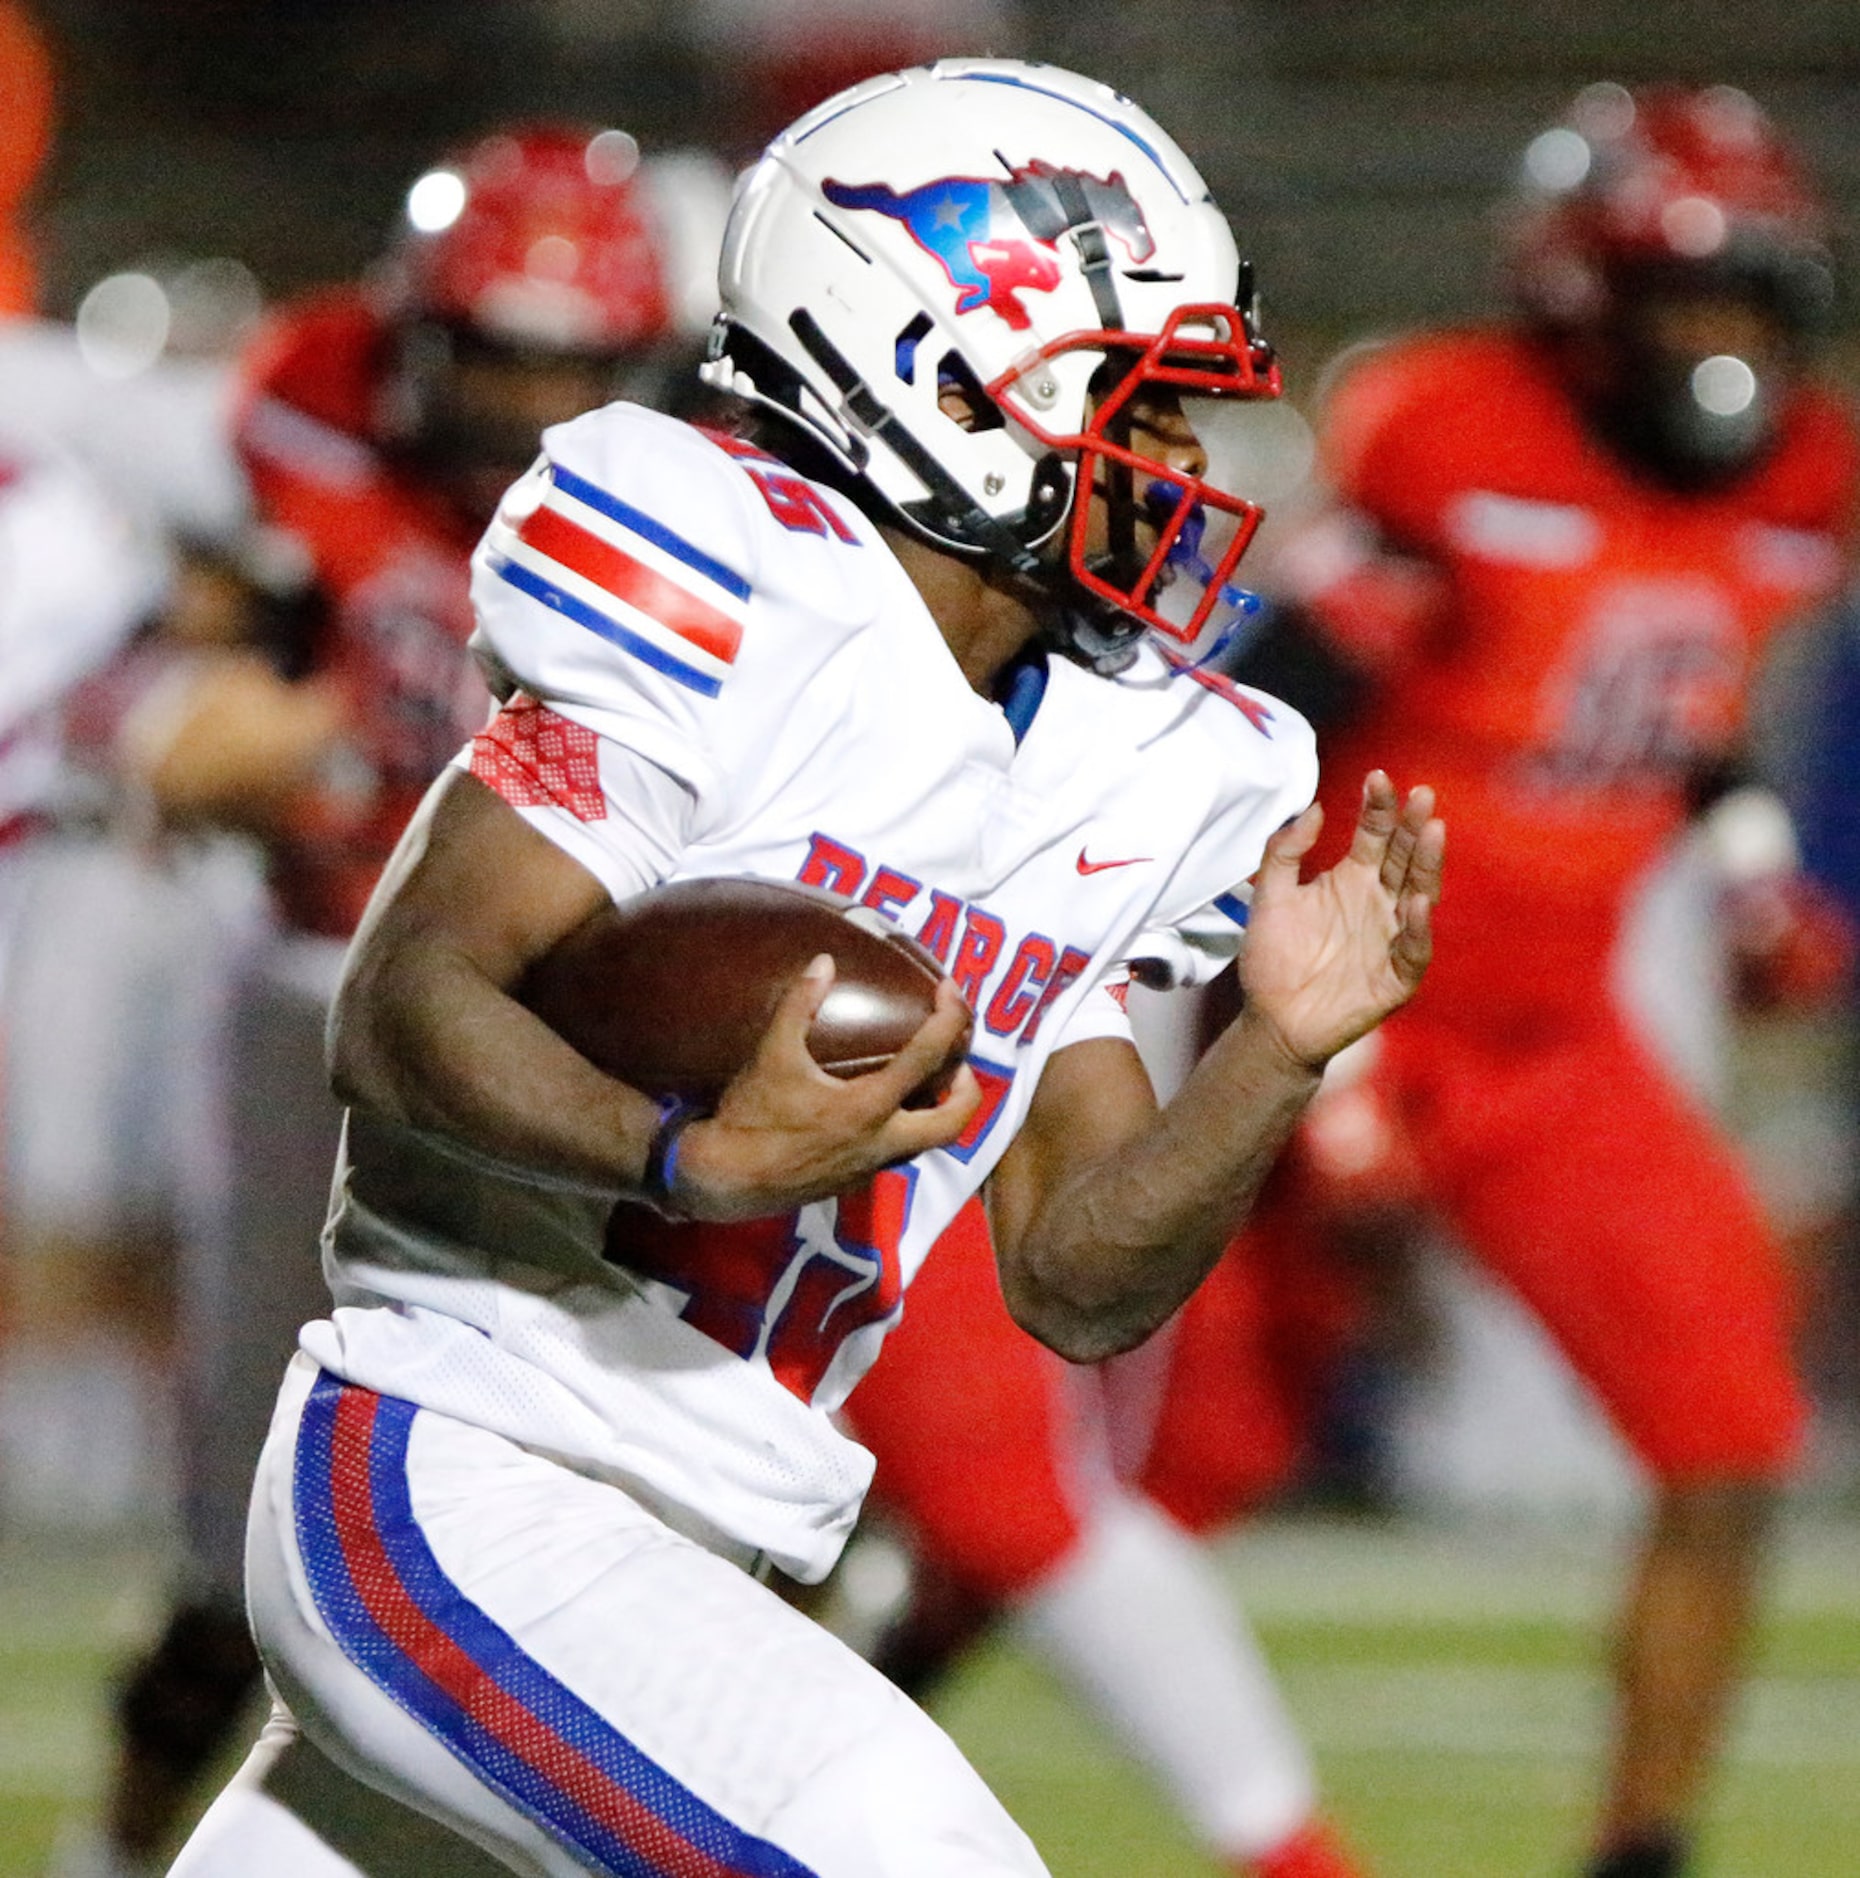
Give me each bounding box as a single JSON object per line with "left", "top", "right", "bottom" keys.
{"left": 171, "top": 60, "right": 1442, "bottom": 1878}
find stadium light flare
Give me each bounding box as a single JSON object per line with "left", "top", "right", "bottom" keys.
{"left": 1692, "top": 353, "right": 1759, "bottom": 416}
{"left": 75, "top": 271, "right": 170, "bottom": 378}
{"left": 1523, "top": 126, "right": 1592, "bottom": 193}
{"left": 406, "top": 168, "right": 467, "bottom": 234}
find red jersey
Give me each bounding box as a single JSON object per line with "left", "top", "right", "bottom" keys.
{"left": 1284, "top": 326, "right": 1856, "bottom": 1025}
{"left": 234, "top": 289, "right": 491, "bottom": 937}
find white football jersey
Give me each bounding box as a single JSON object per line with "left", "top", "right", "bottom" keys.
{"left": 305, "top": 402, "right": 1315, "bottom": 1581}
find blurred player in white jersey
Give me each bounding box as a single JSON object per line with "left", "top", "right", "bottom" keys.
{"left": 170, "top": 61, "right": 1442, "bottom": 1878}
{"left": 0, "top": 244, "right": 276, "bottom": 1555}
{"left": 0, "top": 0, "right": 257, "bottom": 1543}
{"left": 0, "top": 443, "right": 167, "bottom": 923}
{"left": 0, "top": 441, "right": 170, "bottom": 1508}
{"left": 48, "top": 126, "right": 716, "bottom": 1878}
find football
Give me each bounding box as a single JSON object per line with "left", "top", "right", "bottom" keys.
{"left": 518, "top": 876, "right": 971, "bottom": 1108}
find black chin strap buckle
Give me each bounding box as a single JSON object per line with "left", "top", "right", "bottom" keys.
{"left": 1049, "top": 173, "right": 1126, "bottom": 334}
{"left": 1043, "top": 592, "right": 1145, "bottom": 676}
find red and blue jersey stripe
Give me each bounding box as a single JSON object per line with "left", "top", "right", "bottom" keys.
{"left": 486, "top": 462, "right": 750, "bottom": 700}
{"left": 293, "top": 1371, "right": 816, "bottom": 1878}
{"left": 1156, "top": 646, "right": 1276, "bottom": 737}
{"left": 548, "top": 463, "right": 751, "bottom": 602}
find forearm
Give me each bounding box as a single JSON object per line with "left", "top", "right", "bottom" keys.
{"left": 131, "top": 655, "right": 349, "bottom": 832}
{"left": 332, "top": 934, "right": 660, "bottom": 1194}
{"left": 1001, "top": 1005, "right": 1320, "bottom": 1362}
{"left": 999, "top": 773, "right": 1443, "bottom": 1364}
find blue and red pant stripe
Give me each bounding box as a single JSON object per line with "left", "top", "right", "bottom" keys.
{"left": 293, "top": 1370, "right": 815, "bottom": 1878}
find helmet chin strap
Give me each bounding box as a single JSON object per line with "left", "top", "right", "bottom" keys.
{"left": 776, "top": 309, "right": 1146, "bottom": 671}
{"left": 784, "top": 310, "right": 1042, "bottom": 571}
{"left": 1040, "top": 596, "right": 1147, "bottom": 674}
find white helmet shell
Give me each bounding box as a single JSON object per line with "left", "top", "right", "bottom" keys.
{"left": 703, "top": 60, "right": 1257, "bottom": 570}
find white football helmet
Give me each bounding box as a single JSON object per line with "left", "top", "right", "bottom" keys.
{"left": 701, "top": 58, "right": 1279, "bottom": 668}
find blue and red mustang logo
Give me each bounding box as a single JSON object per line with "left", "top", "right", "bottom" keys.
{"left": 823, "top": 161, "right": 1155, "bottom": 331}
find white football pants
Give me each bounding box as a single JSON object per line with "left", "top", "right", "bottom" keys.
{"left": 170, "top": 1354, "right": 1048, "bottom": 1878}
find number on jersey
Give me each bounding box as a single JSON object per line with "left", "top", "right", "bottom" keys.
{"left": 605, "top": 1169, "right": 914, "bottom": 1403}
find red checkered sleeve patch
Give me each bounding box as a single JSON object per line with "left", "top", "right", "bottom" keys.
{"left": 469, "top": 697, "right": 608, "bottom": 823}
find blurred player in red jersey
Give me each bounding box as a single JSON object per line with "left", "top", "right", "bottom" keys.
{"left": 1210, "top": 83, "right": 1856, "bottom": 1878}
{"left": 53, "top": 124, "right": 696, "bottom": 1878}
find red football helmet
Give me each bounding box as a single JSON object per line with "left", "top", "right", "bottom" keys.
{"left": 1505, "top": 83, "right": 1835, "bottom": 485}
{"left": 1506, "top": 82, "right": 1834, "bottom": 334}
{"left": 378, "top": 125, "right": 683, "bottom": 523}
{"left": 386, "top": 124, "right": 675, "bottom": 354}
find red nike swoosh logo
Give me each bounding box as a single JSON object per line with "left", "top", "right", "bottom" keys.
{"left": 1077, "top": 849, "right": 1153, "bottom": 875}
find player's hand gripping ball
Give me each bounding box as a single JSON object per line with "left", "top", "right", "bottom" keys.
{"left": 519, "top": 877, "right": 972, "bottom": 1110}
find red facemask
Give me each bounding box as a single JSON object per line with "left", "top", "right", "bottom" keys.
{"left": 987, "top": 302, "right": 1281, "bottom": 642}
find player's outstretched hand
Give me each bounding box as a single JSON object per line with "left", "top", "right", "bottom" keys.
{"left": 673, "top": 961, "right": 981, "bottom": 1221}
{"left": 1239, "top": 771, "right": 1444, "bottom": 1072}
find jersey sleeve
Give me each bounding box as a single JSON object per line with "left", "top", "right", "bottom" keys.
{"left": 1125, "top": 671, "right": 1320, "bottom": 990}
{"left": 1124, "top": 894, "right": 1257, "bottom": 990}
{"left": 456, "top": 694, "right": 697, "bottom": 904}
{"left": 465, "top": 404, "right": 883, "bottom": 896}
{"left": 1047, "top": 966, "right": 1137, "bottom": 1052}
{"left": 467, "top": 403, "right": 768, "bottom": 817}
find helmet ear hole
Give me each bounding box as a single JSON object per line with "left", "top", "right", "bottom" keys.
{"left": 934, "top": 351, "right": 1004, "bottom": 432}
{"left": 894, "top": 313, "right": 933, "bottom": 385}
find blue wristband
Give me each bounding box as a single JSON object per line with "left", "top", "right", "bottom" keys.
{"left": 641, "top": 1097, "right": 701, "bottom": 1218}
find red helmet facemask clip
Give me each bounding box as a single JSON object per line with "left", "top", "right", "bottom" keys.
{"left": 988, "top": 302, "right": 1281, "bottom": 643}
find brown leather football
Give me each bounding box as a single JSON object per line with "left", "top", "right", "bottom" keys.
{"left": 518, "top": 877, "right": 971, "bottom": 1108}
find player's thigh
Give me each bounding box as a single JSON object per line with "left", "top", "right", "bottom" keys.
{"left": 3, "top": 835, "right": 221, "bottom": 1237}
{"left": 251, "top": 1355, "right": 1048, "bottom": 1878}
{"left": 849, "top": 1197, "right": 1090, "bottom": 1598}
{"left": 1432, "top": 1025, "right": 1804, "bottom": 1479}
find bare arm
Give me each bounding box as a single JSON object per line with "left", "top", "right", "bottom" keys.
{"left": 331, "top": 768, "right": 979, "bottom": 1215}
{"left": 989, "top": 772, "right": 1443, "bottom": 1361}
{"left": 134, "top": 651, "right": 351, "bottom": 834}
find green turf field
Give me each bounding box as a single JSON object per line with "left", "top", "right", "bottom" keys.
{"left": 5, "top": 1512, "right": 1856, "bottom": 1876}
